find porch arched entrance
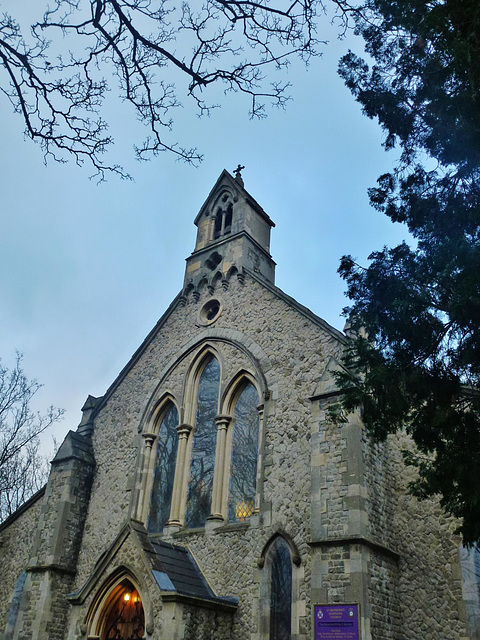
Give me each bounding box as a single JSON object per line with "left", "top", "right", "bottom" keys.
{"left": 97, "top": 578, "right": 145, "bottom": 640}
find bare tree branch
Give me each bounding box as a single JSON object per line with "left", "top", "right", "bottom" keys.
{"left": 0, "top": 353, "right": 64, "bottom": 522}
{"left": 0, "top": 0, "right": 356, "bottom": 178}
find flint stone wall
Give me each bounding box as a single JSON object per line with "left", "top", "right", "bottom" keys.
{"left": 391, "top": 432, "right": 470, "bottom": 640}
{"left": 69, "top": 273, "right": 342, "bottom": 639}
{"left": 0, "top": 490, "right": 44, "bottom": 633}
{"left": 12, "top": 270, "right": 470, "bottom": 640}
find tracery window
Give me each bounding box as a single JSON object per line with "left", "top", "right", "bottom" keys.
{"left": 185, "top": 357, "right": 220, "bottom": 528}
{"left": 269, "top": 537, "right": 292, "bottom": 640}
{"left": 140, "top": 350, "right": 263, "bottom": 530}
{"left": 147, "top": 403, "right": 179, "bottom": 532}
{"left": 228, "top": 382, "right": 259, "bottom": 521}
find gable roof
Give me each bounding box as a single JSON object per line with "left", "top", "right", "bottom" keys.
{"left": 194, "top": 169, "right": 275, "bottom": 228}
{"left": 133, "top": 522, "right": 235, "bottom": 605}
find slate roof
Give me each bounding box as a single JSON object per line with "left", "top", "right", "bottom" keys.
{"left": 130, "top": 521, "right": 238, "bottom": 608}
{"left": 67, "top": 521, "right": 238, "bottom": 611}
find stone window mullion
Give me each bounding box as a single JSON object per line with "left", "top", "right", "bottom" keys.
{"left": 168, "top": 423, "right": 192, "bottom": 525}
{"left": 136, "top": 433, "right": 156, "bottom": 522}
{"left": 255, "top": 403, "right": 265, "bottom": 513}
{"left": 210, "top": 414, "right": 232, "bottom": 519}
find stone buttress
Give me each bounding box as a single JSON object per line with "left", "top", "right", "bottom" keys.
{"left": 10, "top": 400, "right": 96, "bottom": 640}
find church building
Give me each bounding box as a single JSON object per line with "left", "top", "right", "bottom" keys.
{"left": 0, "top": 169, "right": 477, "bottom": 639}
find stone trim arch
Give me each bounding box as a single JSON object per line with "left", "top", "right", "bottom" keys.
{"left": 133, "top": 393, "right": 180, "bottom": 524}
{"left": 194, "top": 171, "right": 240, "bottom": 226}
{"left": 194, "top": 182, "right": 239, "bottom": 245}
{"left": 256, "top": 533, "right": 304, "bottom": 640}
{"left": 136, "top": 330, "right": 271, "bottom": 435}
{"left": 258, "top": 531, "right": 302, "bottom": 569}
{"left": 226, "top": 265, "right": 238, "bottom": 280}
{"left": 209, "top": 186, "right": 238, "bottom": 220}
{"left": 142, "top": 392, "right": 180, "bottom": 435}
{"left": 134, "top": 333, "right": 271, "bottom": 530}
{"left": 182, "top": 344, "right": 223, "bottom": 425}
{"left": 197, "top": 276, "right": 209, "bottom": 294}
{"left": 211, "top": 270, "right": 223, "bottom": 289}
{"left": 222, "top": 369, "right": 261, "bottom": 415}
{"left": 180, "top": 330, "right": 271, "bottom": 392}
{"left": 181, "top": 264, "right": 242, "bottom": 299}
{"left": 181, "top": 351, "right": 222, "bottom": 527}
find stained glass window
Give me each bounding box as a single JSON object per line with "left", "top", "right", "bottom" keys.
{"left": 185, "top": 357, "right": 220, "bottom": 528}
{"left": 228, "top": 383, "right": 259, "bottom": 521}
{"left": 270, "top": 537, "right": 292, "bottom": 640}
{"left": 147, "top": 403, "right": 179, "bottom": 532}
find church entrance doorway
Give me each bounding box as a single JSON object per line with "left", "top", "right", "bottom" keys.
{"left": 99, "top": 578, "right": 145, "bottom": 640}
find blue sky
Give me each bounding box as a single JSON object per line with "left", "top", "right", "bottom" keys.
{"left": 0, "top": 4, "right": 409, "bottom": 445}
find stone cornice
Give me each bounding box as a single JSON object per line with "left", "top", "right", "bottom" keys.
{"left": 308, "top": 535, "right": 400, "bottom": 562}
{"left": 160, "top": 591, "right": 238, "bottom": 613}
{"left": 27, "top": 563, "right": 76, "bottom": 576}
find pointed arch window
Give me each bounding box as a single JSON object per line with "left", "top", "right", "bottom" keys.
{"left": 228, "top": 382, "right": 260, "bottom": 521}
{"left": 147, "top": 403, "right": 179, "bottom": 532}
{"left": 142, "top": 353, "right": 264, "bottom": 529}
{"left": 185, "top": 357, "right": 220, "bottom": 528}
{"left": 270, "top": 536, "right": 292, "bottom": 640}
{"left": 213, "top": 202, "right": 233, "bottom": 240}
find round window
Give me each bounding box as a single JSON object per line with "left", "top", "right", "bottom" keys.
{"left": 199, "top": 299, "right": 222, "bottom": 325}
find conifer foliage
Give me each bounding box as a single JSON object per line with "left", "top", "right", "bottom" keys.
{"left": 338, "top": 0, "right": 480, "bottom": 544}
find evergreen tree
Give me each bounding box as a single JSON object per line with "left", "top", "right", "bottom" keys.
{"left": 337, "top": 0, "right": 480, "bottom": 544}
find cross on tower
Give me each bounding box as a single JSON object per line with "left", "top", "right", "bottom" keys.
{"left": 233, "top": 164, "right": 245, "bottom": 180}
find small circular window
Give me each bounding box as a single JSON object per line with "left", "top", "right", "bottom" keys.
{"left": 199, "top": 299, "right": 222, "bottom": 325}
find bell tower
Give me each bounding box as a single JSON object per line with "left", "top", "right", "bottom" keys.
{"left": 183, "top": 168, "right": 276, "bottom": 293}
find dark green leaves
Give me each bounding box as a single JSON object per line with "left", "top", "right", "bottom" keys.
{"left": 338, "top": 2, "right": 480, "bottom": 542}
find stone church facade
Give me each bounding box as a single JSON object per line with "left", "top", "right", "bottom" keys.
{"left": 0, "top": 170, "right": 477, "bottom": 639}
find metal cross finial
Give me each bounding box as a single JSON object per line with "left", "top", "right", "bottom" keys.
{"left": 234, "top": 164, "right": 245, "bottom": 179}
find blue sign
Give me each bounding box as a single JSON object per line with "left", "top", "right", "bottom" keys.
{"left": 314, "top": 604, "right": 359, "bottom": 640}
